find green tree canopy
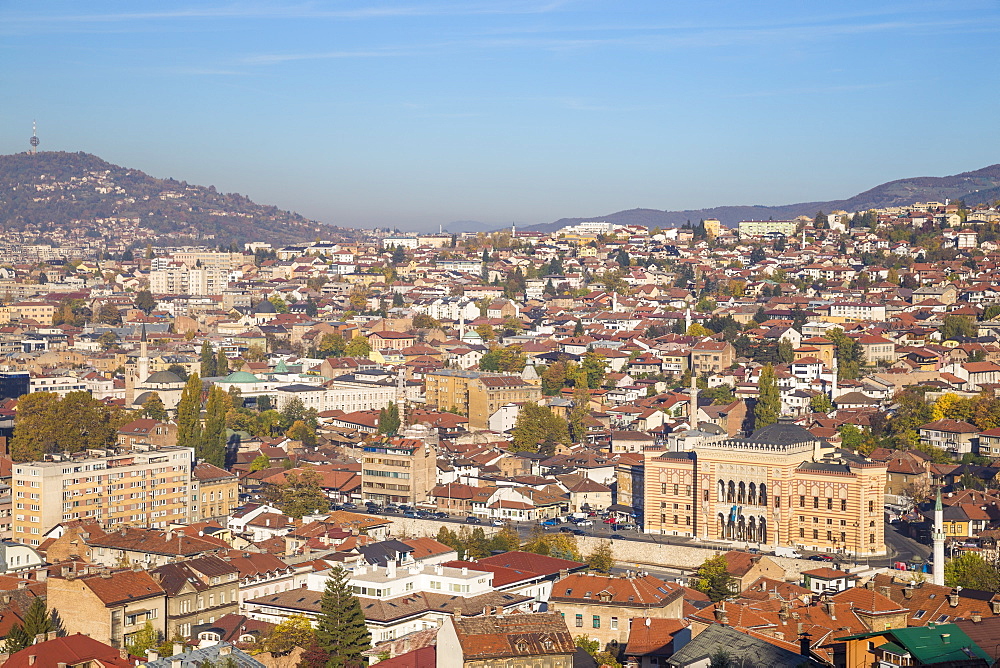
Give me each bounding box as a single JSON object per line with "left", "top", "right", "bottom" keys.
{"left": 511, "top": 402, "right": 570, "bottom": 455}
{"left": 141, "top": 391, "right": 168, "bottom": 421}
{"left": 692, "top": 554, "right": 736, "bottom": 602}
{"left": 754, "top": 363, "right": 780, "bottom": 430}
{"left": 944, "top": 552, "right": 1000, "bottom": 591}
{"left": 315, "top": 566, "right": 371, "bottom": 668}
{"left": 11, "top": 391, "right": 130, "bottom": 462}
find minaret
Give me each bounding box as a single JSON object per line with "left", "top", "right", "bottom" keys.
{"left": 395, "top": 366, "right": 407, "bottom": 429}
{"left": 932, "top": 488, "right": 945, "bottom": 586}
{"left": 685, "top": 307, "right": 693, "bottom": 332}
{"left": 612, "top": 291, "right": 618, "bottom": 313}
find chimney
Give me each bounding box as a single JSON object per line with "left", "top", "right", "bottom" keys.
{"left": 28, "top": 656, "right": 36, "bottom": 666}
{"left": 991, "top": 600, "right": 1000, "bottom": 615}
{"left": 824, "top": 601, "right": 836, "bottom": 620}
{"left": 865, "top": 580, "right": 874, "bottom": 590}
{"left": 878, "top": 586, "right": 890, "bottom": 598}
{"left": 219, "top": 645, "right": 232, "bottom": 656}
{"left": 174, "top": 641, "right": 185, "bottom": 656}
{"left": 559, "top": 568, "right": 569, "bottom": 578}
{"left": 903, "top": 587, "right": 913, "bottom": 599}
{"left": 799, "top": 632, "right": 812, "bottom": 657}
{"left": 972, "top": 613, "right": 982, "bottom": 623}
{"left": 714, "top": 602, "right": 729, "bottom": 625}
{"left": 949, "top": 591, "right": 960, "bottom": 607}
{"left": 941, "top": 633, "right": 951, "bottom": 644}
{"left": 147, "top": 649, "right": 160, "bottom": 661}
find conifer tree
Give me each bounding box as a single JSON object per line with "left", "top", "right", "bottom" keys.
{"left": 176, "top": 373, "right": 203, "bottom": 451}
{"left": 200, "top": 340, "right": 216, "bottom": 378}
{"left": 315, "top": 566, "right": 371, "bottom": 668}
{"left": 4, "top": 624, "right": 31, "bottom": 653}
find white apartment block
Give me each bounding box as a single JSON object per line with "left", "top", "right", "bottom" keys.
{"left": 738, "top": 220, "right": 798, "bottom": 237}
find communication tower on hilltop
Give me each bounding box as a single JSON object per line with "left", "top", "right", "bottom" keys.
{"left": 29, "top": 121, "right": 39, "bottom": 155}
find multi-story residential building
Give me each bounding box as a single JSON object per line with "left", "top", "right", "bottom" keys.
{"left": 152, "top": 556, "right": 241, "bottom": 639}
{"left": 47, "top": 568, "right": 168, "bottom": 649}
{"left": 190, "top": 463, "right": 240, "bottom": 523}
{"left": 738, "top": 220, "right": 798, "bottom": 237}
{"left": 11, "top": 445, "right": 194, "bottom": 544}
{"left": 150, "top": 262, "right": 228, "bottom": 296}
{"left": 27, "top": 374, "right": 88, "bottom": 396}
{"left": 425, "top": 369, "right": 541, "bottom": 429}
{"left": 116, "top": 419, "right": 178, "bottom": 449}
{"left": 644, "top": 419, "right": 888, "bottom": 556}
{"left": 828, "top": 302, "right": 887, "bottom": 322}
{"left": 361, "top": 425, "right": 438, "bottom": 505}
{"left": 918, "top": 419, "right": 979, "bottom": 456}
{"left": 690, "top": 340, "right": 734, "bottom": 376}
{"left": 548, "top": 572, "right": 684, "bottom": 647}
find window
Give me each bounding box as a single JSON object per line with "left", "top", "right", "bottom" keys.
{"left": 799, "top": 528, "right": 805, "bottom": 538}
{"left": 673, "top": 484, "right": 679, "bottom": 495}
{"left": 813, "top": 529, "right": 818, "bottom": 540}
{"left": 826, "top": 498, "right": 833, "bottom": 510}
{"left": 593, "top": 615, "right": 600, "bottom": 629}
{"left": 827, "top": 531, "right": 832, "bottom": 542}
{"left": 611, "top": 617, "right": 618, "bottom": 630}
{"left": 813, "top": 497, "right": 819, "bottom": 509}
{"left": 869, "top": 500, "right": 874, "bottom": 512}
{"left": 841, "top": 532, "right": 846, "bottom": 543}
{"left": 703, "top": 490, "right": 709, "bottom": 502}
{"left": 799, "top": 495, "right": 805, "bottom": 507}
{"left": 841, "top": 500, "right": 847, "bottom": 511}
{"left": 575, "top": 614, "right": 583, "bottom": 628}
{"left": 673, "top": 515, "right": 678, "bottom": 525}
{"left": 660, "top": 484, "right": 666, "bottom": 495}
{"left": 775, "top": 496, "right": 780, "bottom": 508}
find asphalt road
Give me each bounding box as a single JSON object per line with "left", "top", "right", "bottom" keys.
{"left": 361, "top": 508, "right": 930, "bottom": 572}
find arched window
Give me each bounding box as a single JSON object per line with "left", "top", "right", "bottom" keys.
{"left": 727, "top": 481, "right": 736, "bottom": 503}
{"left": 759, "top": 483, "right": 768, "bottom": 506}
{"left": 738, "top": 482, "right": 746, "bottom": 505}
{"left": 748, "top": 483, "right": 757, "bottom": 506}
{"left": 718, "top": 480, "right": 725, "bottom": 502}
{"left": 758, "top": 517, "right": 768, "bottom": 543}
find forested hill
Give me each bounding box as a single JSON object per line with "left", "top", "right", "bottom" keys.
{"left": 533, "top": 163, "right": 1000, "bottom": 232}
{"left": 0, "top": 151, "right": 348, "bottom": 246}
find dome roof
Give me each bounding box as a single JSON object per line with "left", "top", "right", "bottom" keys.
{"left": 145, "top": 370, "right": 183, "bottom": 384}
{"left": 222, "top": 371, "right": 260, "bottom": 383}
{"left": 254, "top": 300, "right": 277, "bottom": 314}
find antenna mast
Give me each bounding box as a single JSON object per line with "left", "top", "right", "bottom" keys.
{"left": 29, "top": 121, "right": 39, "bottom": 155}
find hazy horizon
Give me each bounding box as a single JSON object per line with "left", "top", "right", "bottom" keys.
{"left": 3, "top": 1, "right": 998, "bottom": 231}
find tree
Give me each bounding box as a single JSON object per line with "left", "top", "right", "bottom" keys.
{"left": 474, "top": 324, "right": 496, "bottom": 341}
{"left": 200, "top": 385, "right": 230, "bottom": 467}
{"left": 96, "top": 303, "right": 122, "bottom": 324}
{"left": 585, "top": 541, "right": 615, "bottom": 573}
{"left": 315, "top": 566, "right": 371, "bottom": 668}
{"left": 250, "top": 453, "right": 270, "bottom": 472}
{"left": 692, "top": 554, "right": 736, "bottom": 602}
{"left": 286, "top": 420, "right": 317, "bottom": 447}
{"left": 344, "top": 336, "right": 371, "bottom": 358}
{"left": 176, "top": 373, "right": 203, "bottom": 452}
{"left": 11, "top": 391, "right": 129, "bottom": 462}
{"left": 22, "top": 597, "right": 53, "bottom": 640}
{"left": 134, "top": 289, "right": 156, "bottom": 314}
{"left": 257, "top": 614, "right": 316, "bottom": 655}
{"left": 541, "top": 361, "right": 570, "bottom": 396}
{"left": 200, "top": 340, "right": 216, "bottom": 378}
{"left": 126, "top": 620, "right": 160, "bottom": 658}
{"left": 97, "top": 330, "right": 118, "bottom": 351}
{"left": 686, "top": 323, "right": 713, "bottom": 337}
{"left": 269, "top": 295, "right": 289, "bottom": 313}
{"left": 215, "top": 349, "right": 230, "bottom": 377}
{"left": 754, "top": 364, "right": 780, "bottom": 429}
{"left": 809, "top": 393, "right": 833, "bottom": 414}
{"left": 141, "top": 392, "right": 168, "bottom": 421}
{"left": 511, "top": 402, "right": 570, "bottom": 455}
{"left": 573, "top": 320, "right": 585, "bottom": 336}
{"left": 568, "top": 386, "right": 591, "bottom": 444}
{"left": 578, "top": 352, "right": 606, "bottom": 389}
{"left": 412, "top": 313, "right": 441, "bottom": 330}
{"left": 701, "top": 386, "right": 735, "bottom": 405}
{"left": 378, "top": 402, "right": 401, "bottom": 435}
{"left": 316, "top": 332, "right": 347, "bottom": 358}
{"left": 944, "top": 553, "right": 1000, "bottom": 591}
{"left": 277, "top": 469, "right": 327, "bottom": 519}
{"left": 4, "top": 624, "right": 32, "bottom": 653}
{"left": 941, "top": 315, "right": 977, "bottom": 341}
{"left": 776, "top": 339, "right": 794, "bottom": 364}
{"left": 489, "top": 526, "right": 521, "bottom": 553}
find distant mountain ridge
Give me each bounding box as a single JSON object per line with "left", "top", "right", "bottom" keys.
{"left": 524, "top": 163, "right": 1000, "bottom": 233}
{"left": 0, "top": 151, "right": 350, "bottom": 246}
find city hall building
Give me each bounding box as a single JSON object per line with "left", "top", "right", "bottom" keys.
{"left": 643, "top": 420, "right": 887, "bottom": 557}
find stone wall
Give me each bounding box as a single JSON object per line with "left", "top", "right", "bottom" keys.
{"left": 387, "top": 517, "right": 501, "bottom": 540}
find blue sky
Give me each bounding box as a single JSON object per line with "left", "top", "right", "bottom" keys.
{"left": 2, "top": 1, "right": 998, "bottom": 231}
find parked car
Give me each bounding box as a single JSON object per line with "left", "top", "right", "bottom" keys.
{"left": 618, "top": 523, "right": 637, "bottom": 531}
{"left": 399, "top": 505, "right": 414, "bottom": 512}
{"left": 572, "top": 529, "right": 586, "bottom": 536}
{"left": 610, "top": 533, "right": 625, "bottom": 540}
{"left": 433, "top": 511, "right": 449, "bottom": 519}
{"left": 808, "top": 554, "right": 835, "bottom": 562}
{"left": 540, "top": 518, "right": 559, "bottom": 527}
{"left": 403, "top": 511, "right": 418, "bottom": 518}
{"left": 384, "top": 505, "right": 400, "bottom": 514}
{"left": 366, "top": 506, "right": 384, "bottom": 514}
{"left": 603, "top": 517, "right": 617, "bottom": 524}
{"left": 491, "top": 519, "right": 504, "bottom": 526}
{"left": 342, "top": 503, "right": 357, "bottom": 510}
{"left": 559, "top": 526, "right": 575, "bottom": 533}
{"left": 576, "top": 520, "right": 593, "bottom": 527}
{"left": 465, "top": 516, "right": 480, "bottom": 524}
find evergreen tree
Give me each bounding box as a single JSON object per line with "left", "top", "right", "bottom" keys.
{"left": 4, "top": 625, "right": 31, "bottom": 653}
{"left": 141, "top": 392, "right": 168, "bottom": 421}
{"left": 22, "top": 597, "right": 53, "bottom": 640}
{"left": 134, "top": 289, "right": 156, "bottom": 314}
{"left": 315, "top": 566, "right": 371, "bottom": 668}
{"left": 215, "top": 348, "right": 230, "bottom": 377}
{"left": 754, "top": 363, "right": 780, "bottom": 430}
{"left": 573, "top": 320, "right": 585, "bottom": 336}
{"left": 176, "top": 373, "right": 203, "bottom": 451}
{"left": 200, "top": 340, "right": 216, "bottom": 378}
